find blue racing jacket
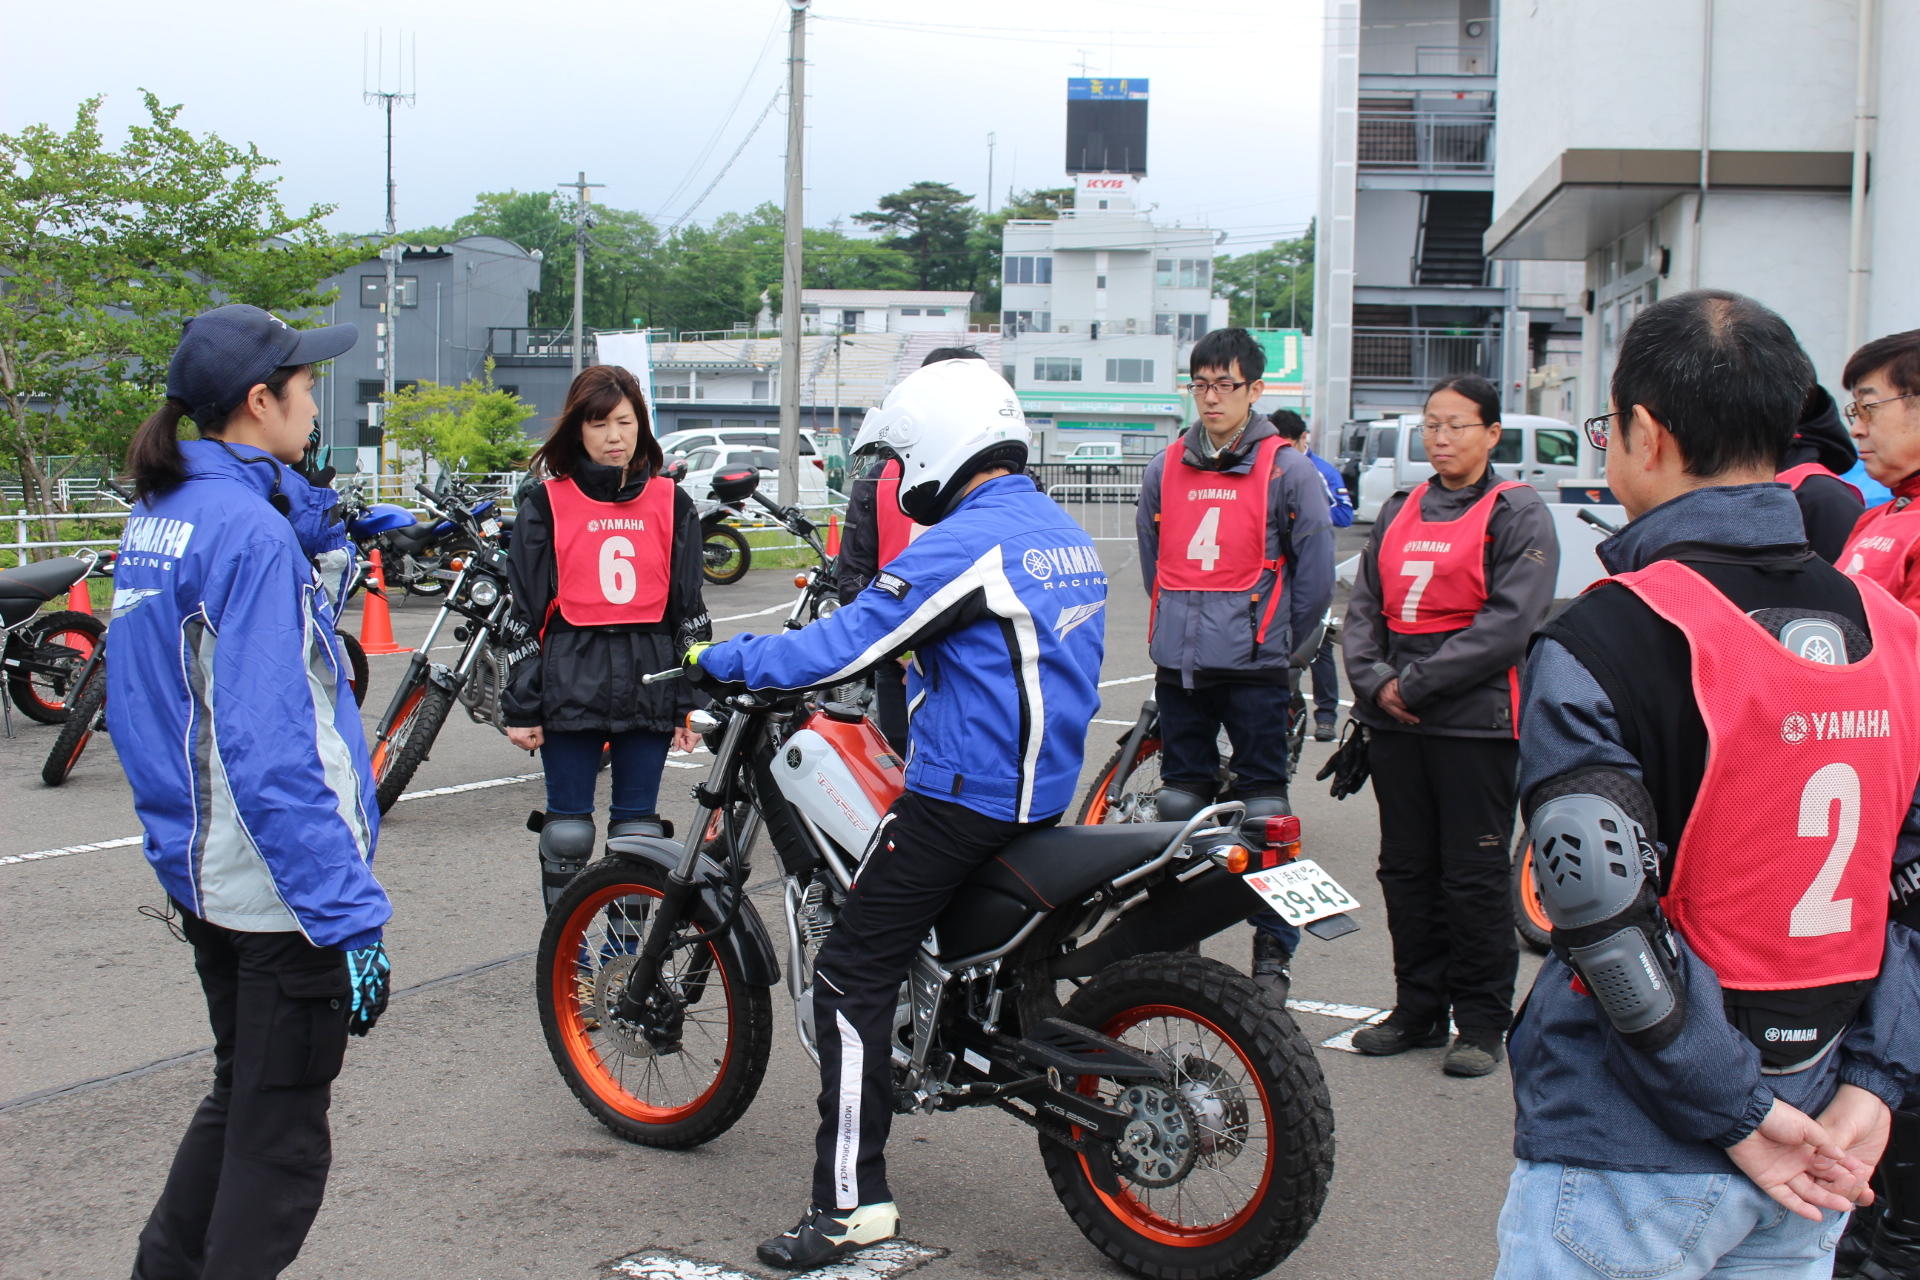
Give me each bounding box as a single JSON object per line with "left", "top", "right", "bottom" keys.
{"left": 106, "top": 439, "right": 389, "bottom": 950}
{"left": 699, "top": 474, "right": 1105, "bottom": 823}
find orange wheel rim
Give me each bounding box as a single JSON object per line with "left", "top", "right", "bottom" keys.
{"left": 551, "top": 881, "right": 734, "bottom": 1123}
{"left": 1075, "top": 1002, "right": 1275, "bottom": 1247}
{"left": 1082, "top": 738, "right": 1162, "bottom": 826}
{"left": 1519, "top": 844, "right": 1551, "bottom": 932}
{"left": 372, "top": 685, "right": 426, "bottom": 776}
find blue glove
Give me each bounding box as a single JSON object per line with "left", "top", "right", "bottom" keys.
{"left": 344, "top": 942, "right": 391, "bottom": 1036}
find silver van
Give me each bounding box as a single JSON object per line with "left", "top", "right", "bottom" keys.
{"left": 1354, "top": 413, "right": 1583, "bottom": 522}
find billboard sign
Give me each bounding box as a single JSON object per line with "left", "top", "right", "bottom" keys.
{"left": 1251, "top": 329, "right": 1307, "bottom": 389}
{"left": 1068, "top": 78, "right": 1149, "bottom": 100}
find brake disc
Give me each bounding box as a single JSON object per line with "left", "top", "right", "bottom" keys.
{"left": 1168, "top": 1046, "right": 1251, "bottom": 1166}
{"left": 1114, "top": 1082, "right": 1201, "bottom": 1188}
{"left": 591, "top": 956, "right": 658, "bottom": 1058}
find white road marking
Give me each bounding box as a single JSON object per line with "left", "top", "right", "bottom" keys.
{"left": 714, "top": 601, "right": 793, "bottom": 623}
{"left": 1289, "top": 998, "right": 1386, "bottom": 1022}
{"left": 1093, "top": 718, "right": 1138, "bottom": 727}
{"left": 1097, "top": 672, "right": 1153, "bottom": 688}
{"left": 392, "top": 772, "right": 544, "bottom": 803}
{"left": 0, "top": 836, "right": 143, "bottom": 866}
{"left": 613, "top": 1241, "right": 940, "bottom": 1280}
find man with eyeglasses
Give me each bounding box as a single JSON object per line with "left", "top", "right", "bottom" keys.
{"left": 1831, "top": 328, "right": 1920, "bottom": 1280}
{"left": 1777, "top": 385, "right": 1865, "bottom": 565}
{"left": 1495, "top": 293, "right": 1920, "bottom": 1277}
{"left": 1136, "top": 327, "right": 1334, "bottom": 999}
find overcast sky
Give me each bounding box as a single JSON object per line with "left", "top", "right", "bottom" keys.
{"left": 3, "top": 0, "right": 1322, "bottom": 255}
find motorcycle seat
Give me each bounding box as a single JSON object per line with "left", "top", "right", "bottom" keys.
{"left": 383, "top": 522, "right": 441, "bottom": 554}
{"left": 0, "top": 557, "right": 88, "bottom": 604}
{"left": 968, "top": 822, "right": 1189, "bottom": 913}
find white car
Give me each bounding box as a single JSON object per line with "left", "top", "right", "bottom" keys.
{"left": 1353, "top": 413, "right": 1584, "bottom": 521}
{"left": 671, "top": 443, "right": 830, "bottom": 508}
{"left": 657, "top": 427, "right": 820, "bottom": 461}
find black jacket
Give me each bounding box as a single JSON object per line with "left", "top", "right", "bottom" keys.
{"left": 1344, "top": 470, "right": 1559, "bottom": 738}
{"left": 836, "top": 459, "right": 890, "bottom": 604}
{"left": 501, "top": 461, "right": 710, "bottom": 733}
{"left": 1783, "top": 385, "right": 1865, "bottom": 565}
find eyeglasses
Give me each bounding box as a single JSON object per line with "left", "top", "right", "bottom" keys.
{"left": 1583, "top": 410, "right": 1627, "bottom": 450}
{"left": 1419, "top": 421, "right": 1488, "bottom": 438}
{"left": 1186, "top": 380, "right": 1249, "bottom": 398}
{"left": 1844, "top": 392, "right": 1920, "bottom": 424}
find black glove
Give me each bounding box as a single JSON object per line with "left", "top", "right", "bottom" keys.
{"left": 1315, "top": 720, "right": 1372, "bottom": 800}
{"left": 344, "top": 942, "right": 391, "bottom": 1036}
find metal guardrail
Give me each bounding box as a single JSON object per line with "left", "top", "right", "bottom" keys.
{"left": 1357, "top": 110, "right": 1494, "bottom": 172}
{"left": 1352, "top": 326, "right": 1501, "bottom": 388}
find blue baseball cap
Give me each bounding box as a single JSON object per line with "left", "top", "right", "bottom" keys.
{"left": 166, "top": 304, "right": 358, "bottom": 427}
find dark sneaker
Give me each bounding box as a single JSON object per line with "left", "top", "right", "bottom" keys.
{"left": 1314, "top": 715, "right": 1337, "bottom": 743}
{"left": 1251, "top": 932, "right": 1293, "bottom": 1004}
{"left": 1443, "top": 1030, "right": 1507, "bottom": 1077}
{"left": 757, "top": 1203, "right": 900, "bottom": 1270}
{"left": 1351, "top": 1016, "right": 1450, "bottom": 1056}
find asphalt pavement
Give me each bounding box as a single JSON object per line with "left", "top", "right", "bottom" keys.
{"left": 0, "top": 518, "right": 1539, "bottom": 1279}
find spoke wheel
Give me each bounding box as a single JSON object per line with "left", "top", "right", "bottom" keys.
{"left": 370, "top": 678, "right": 453, "bottom": 812}
{"left": 1511, "top": 836, "right": 1551, "bottom": 955}
{"left": 1078, "top": 737, "right": 1165, "bottom": 825}
{"left": 536, "top": 859, "right": 771, "bottom": 1148}
{"left": 701, "top": 525, "right": 751, "bottom": 586}
{"left": 8, "top": 610, "right": 103, "bottom": 724}
{"left": 42, "top": 656, "right": 106, "bottom": 786}
{"left": 1042, "top": 952, "right": 1333, "bottom": 1280}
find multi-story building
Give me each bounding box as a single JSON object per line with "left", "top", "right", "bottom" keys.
{"left": 1000, "top": 174, "right": 1224, "bottom": 458}
{"left": 311, "top": 235, "right": 571, "bottom": 472}
{"left": 1313, "top": 0, "right": 1581, "bottom": 445}
{"left": 1486, "top": 0, "right": 1918, "bottom": 414}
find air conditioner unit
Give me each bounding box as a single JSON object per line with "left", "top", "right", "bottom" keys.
{"left": 1124, "top": 318, "right": 1137, "bottom": 334}
{"left": 1057, "top": 324, "right": 1071, "bottom": 333}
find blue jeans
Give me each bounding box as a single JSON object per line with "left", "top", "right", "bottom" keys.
{"left": 540, "top": 728, "right": 672, "bottom": 823}
{"left": 1494, "top": 1159, "right": 1848, "bottom": 1278}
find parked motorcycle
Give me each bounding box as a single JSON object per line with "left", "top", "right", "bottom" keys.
{"left": 0, "top": 551, "right": 104, "bottom": 736}
{"left": 366, "top": 482, "right": 515, "bottom": 811}
{"left": 535, "top": 567, "right": 1352, "bottom": 1280}
{"left": 694, "top": 465, "right": 762, "bottom": 586}
{"left": 340, "top": 478, "right": 501, "bottom": 599}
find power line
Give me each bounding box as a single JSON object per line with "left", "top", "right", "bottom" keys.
{"left": 666, "top": 87, "right": 784, "bottom": 234}
{"left": 649, "top": 18, "right": 785, "bottom": 220}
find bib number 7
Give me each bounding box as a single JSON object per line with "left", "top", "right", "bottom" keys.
{"left": 1398, "top": 560, "right": 1436, "bottom": 623}
{"left": 1186, "top": 507, "right": 1223, "bottom": 571}
{"left": 1790, "top": 761, "right": 1862, "bottom": 938}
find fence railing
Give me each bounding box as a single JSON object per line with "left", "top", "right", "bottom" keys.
{"left": 1352, "top": 326, "right": 1501, "bottom": 388}
{"left": 1357, "top": 110, "right": 1494, "bottom": 172}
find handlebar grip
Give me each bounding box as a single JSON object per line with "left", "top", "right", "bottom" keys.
{"left": 642, "top": 668, "right": 686, "bottom": 686}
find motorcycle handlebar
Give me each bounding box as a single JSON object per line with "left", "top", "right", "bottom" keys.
{"left": 642, "top": 668, "right": 685, "bottom": 686}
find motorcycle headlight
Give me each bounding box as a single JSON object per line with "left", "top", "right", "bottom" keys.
{"left": 467, "top": 577, "right": 500, "bottom": 608}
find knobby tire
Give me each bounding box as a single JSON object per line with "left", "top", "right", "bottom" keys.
{"left": 371, "top": 679, "right": 454, "bottom": 812}
{"left": 8, "top": 610, "right": 104, "bottom": 725}
{"left": 41, "top": 658, "right": 106, "bottom": 786}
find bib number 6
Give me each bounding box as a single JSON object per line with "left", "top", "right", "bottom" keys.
{"left": 599, "top": 535, "right": 638, "bottom": 604}
{"left": 1790, "top": 761, "right": 1862, "bottom": 938}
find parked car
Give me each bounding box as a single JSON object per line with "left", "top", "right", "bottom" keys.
{"left": 1056, "top": 440, "right": 1125, "bottom": 466}
{"left": 657, "top": 427, "right": 820, "bottom": 462}
{"left": 1353, "top": 413, "right": 1583, "bottom": 522}
{"left": 671, "top": 444, "right": 831, "bottom": 508}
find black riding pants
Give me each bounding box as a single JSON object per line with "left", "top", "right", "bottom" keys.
{"left": 1155, "top": 678, "right": 1292, "bottom": 801}
{"left": 132, "top": 908, "right": 351, "bottom": 1280}
{"left": 809, "top": 791, "right": 1045, "bottom": 1210}
{"left": 1369, "top": 728, "right": 1519, "bottom": 1035}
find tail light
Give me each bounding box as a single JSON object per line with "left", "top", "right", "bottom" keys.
{"left": 812, "top": 458, "right": 825, "bottom": 470}
{"left": 1223, "top": 814, "right": 1303, "bottom": 874}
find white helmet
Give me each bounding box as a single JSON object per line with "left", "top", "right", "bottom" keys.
{"left": 852, "top": 358, "right": 1030, "bottom": 523}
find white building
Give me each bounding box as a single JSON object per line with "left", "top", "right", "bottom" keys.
{"left": 768, "top": 289, "right": 976, "bottom": 336}
{"left": 1486, "top": 0, "right": 1919, "bottom": 416}
{"left": 1000, "top": 174, "right": 1227, "bottom": 458}
{"left": 1313, "top": 0, "right": 1583, "bottom": 446}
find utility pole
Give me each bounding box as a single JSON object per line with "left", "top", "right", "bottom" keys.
{"left": 778, "top": 0, "right": 809, "bottom": 506}
{"left": 364, "top": 31, "right": 415, "bottom": 476}
{"left": 557, "top": 171, "right": 604, "bottom": 378}
{"left": 986, "top": 132, "right": 996, "bottom": 214}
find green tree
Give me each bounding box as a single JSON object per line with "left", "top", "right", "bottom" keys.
{"left": 0, "top": 93, "right": 365, "bottom": 513}
{"left": 1215, "top": 222, "right": 1316, "bottom": 333}
{"left": 853, "top": 181, "right": 978, "bottom": 291}
{"left": 446, "top": 191, "right": 576, "bottom": 328}
{"left": 382, "top": 360, "right": 534, "bottom": 474}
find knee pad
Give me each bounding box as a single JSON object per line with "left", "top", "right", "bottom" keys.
{"left": 608, "top": 816, "right": 673, "bottom": 840}
{"left": 1154, "top": 786, "right": 1211, "bottom": 823}
{"left": 536, "top": 815, "right": 596, "bottom": 910}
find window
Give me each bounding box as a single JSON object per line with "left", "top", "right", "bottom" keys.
{"left": 720, "top": 418, "right": 759, "bottom": 431}
{"left": 750, "top": 379, "right": 770, "bottom": 400}
{"left": 1491, "top": 433, "right": 1523, "bottom": 465}
{"left": 1034, "top": 357, "right": 1083, "bottom": 383}
{"left": 1002, "top": 364, "right": 1018, "bottom": 385}
{"left": 359, "top": 275, "right": 418, "bottom": 308}
{"left": 355, "top": 379, "right": 415, "bottom": 402}
{"left": 1156, "top": 313, "right": 1211, "bottom": 342}
{"left": 899, "top": 307, "right": 921, "bottom": 316}
{"left": 1535, "top": 428, "right": 1578, "bottom": 466}
{"left": 926, "top": 307, "right": 947, "bottom": 316}
{"left": 1096, "top": 275, "right": 1108, "bottom": 290}
{"left": 1123, "top": 435, "right": 1161, "bottom": 457}
{"left": 1105, "top": 358, "right": 1154, "bottom": 384}
{"left": 1002, "top": 310, "right": 1051, "bottom": 336}
{"left": 1155, "top": 259, "right": 1209, "bottom": 290}
{"left": 683, "top": 449, "right": 719, "bottom": 471}
{"left": 1155, "top": 259, "right": 1174, "bottom": 288}
{"left": 676, "top": 420, "right": 714, "bottom": 435}
{"left": 1005, "top": 255, "right": 1054, "bottom": 285}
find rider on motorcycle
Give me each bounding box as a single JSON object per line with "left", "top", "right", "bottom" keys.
{"left": 686, "top": 358, "right": 1108, "bottom": 1269}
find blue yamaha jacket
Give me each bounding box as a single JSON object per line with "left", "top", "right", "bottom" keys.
{"left": 699, "top": 475, "right": 1105, "bottom": 823}
{"left": 106, "top": 440, "right": 389, "bottom": 950}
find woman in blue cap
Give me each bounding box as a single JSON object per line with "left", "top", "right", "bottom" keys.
{"left": 114, "top": 303, "right": 393, "bottom": 1279}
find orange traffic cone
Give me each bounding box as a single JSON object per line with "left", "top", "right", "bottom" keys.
{"left": 826, "top": 514, "right": 841, "bottom": 558}
{"left": 358, "top": 550, "right": 408, "bottom": 655}
{"left": 67, "top": 573, "right": 92, "bottom": 616}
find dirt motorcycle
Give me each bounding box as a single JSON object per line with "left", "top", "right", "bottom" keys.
{"left": 0, "top": 550, "right": 105, "bottom": 737}
{"left": 535, "top": 566, "right": 1355, "bottom": 1280}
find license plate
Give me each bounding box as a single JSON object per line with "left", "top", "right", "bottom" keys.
{"left": 1241, "top": 859, "right": 1359, "bottom": 927}
{"left": 481, "top": 518, "right": 501, "bottom": 538}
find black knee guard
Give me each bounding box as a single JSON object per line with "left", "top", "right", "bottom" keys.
{"left": 530, "top": 811, "right": 595, "bottom": 912}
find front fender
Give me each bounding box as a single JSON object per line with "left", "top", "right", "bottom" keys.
{"left": 605, "top": 834, "right": 781, "bottom": 988}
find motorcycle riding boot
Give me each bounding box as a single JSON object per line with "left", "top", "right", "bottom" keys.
{"left": 1861, "top": 1108, "right": 1920, "bottom": 1280}
{"left": 1241, "top": 795, "right": 1296, "bottom": 1002}
{"left": 758, "top": 1203, "right": 901, "bottom": 1271}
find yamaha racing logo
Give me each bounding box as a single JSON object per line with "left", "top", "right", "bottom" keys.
{"left": 1021, "top": 544, "right": 1105, "bottom": 590}
{"left": 1781, "top": 714, "right": 1810, "bottom": 744}
{"left": 1783, "top": 708, "right": 1892, "bottom": 744}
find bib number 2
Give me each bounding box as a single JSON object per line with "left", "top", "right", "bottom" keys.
{"left": 1186, "top": 507, "right": 1223, "bottom": 571}
{"left": 1790, "top": 762, "right": 1861, "bottom": 938}
{"left": 599, "top": 536, "right": 638, "bottom": 604}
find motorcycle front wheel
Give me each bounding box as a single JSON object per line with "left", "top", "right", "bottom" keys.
{"left": 370, "top": 676, "right": 454, "bottom": 812}
{"left": 1077, "top": 736, "right": 1165, "bottom": 825}
{"left": 537, "top": 857, "right": 772, "bottom": 1149}
{"left": 334, "top": 630, "right": 370, "bottom": 706}
{"left": 700, "top": 525, "right": 751, "bottom": 586}
{"left": 1510, "top": 835, "right": 1551, "bottom": 955}
{"left": 1041, "top": 951, "right": 1334, "bottom": 1280}
{"left": 42, "top": 656, "right": 106, "bottom": 786}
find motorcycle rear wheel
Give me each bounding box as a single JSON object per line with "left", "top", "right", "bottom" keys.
{"left": 1041, "top": 951, "right": 1334, "bottom": 1280}
{"left": 42, "top": 656, "right": 106, "bottom": 786}
{"left": 334, "top": 630, "right": 370, "bottom": 707}
{"left": 701, "top": 525, "right": 751, "bottom": 586}
{"left": 1511, "top": 835, "right": 1551, "bottom": 955}
{"left": 8, "top": 610, "right": 104, "bottom": 724}
{"left": 370, "top": 677, "right": 454, "bottom": 812}
{"left": 537, "top": 857, "right": 772, "bottom": 1148}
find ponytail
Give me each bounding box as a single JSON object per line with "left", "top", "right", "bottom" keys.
{"left": 127, "top": 398, "right": 194, "bottom": 499}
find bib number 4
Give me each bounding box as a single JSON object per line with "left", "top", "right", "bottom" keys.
{"left": 599, "top": 536, "right": 638, "bottom": 604}
{"left": 1185, "top": 507, "right": 1223, "bottom": 571}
